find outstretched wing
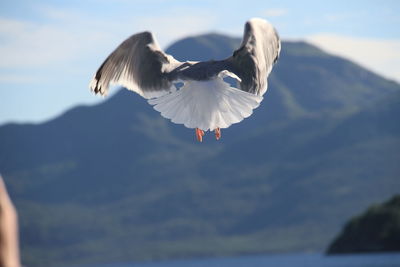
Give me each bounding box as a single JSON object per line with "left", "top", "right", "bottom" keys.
{"left": 89, "top": 31, "right": 182, "bottom": 99}
{"left": 229, "top": 18, "right": 281, "bottom": 96}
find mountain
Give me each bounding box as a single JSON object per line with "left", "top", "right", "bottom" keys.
{"left": 0, "top": 33, "right": 399, "bottom": 267}
{"left": 327, "top": 194, "right": 400, "bottom": 254}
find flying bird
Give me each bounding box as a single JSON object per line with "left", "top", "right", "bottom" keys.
{"left": 89, "top": 18, "right": 281, "bottom": 142}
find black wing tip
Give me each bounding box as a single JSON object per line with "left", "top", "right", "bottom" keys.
{"left": 89, "top": 76, "right": 106, "bottom": 95}
{"left": 92, "top": 86, "right": 101, "bottom": 95}
{"left": 135, "top": 31, "right": 154, "bottom": 42}
{"left": 273, "top": 29, "right": 281, "bottom": 64}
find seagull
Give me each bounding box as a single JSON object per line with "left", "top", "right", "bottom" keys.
{"left": 89, "top": 18, "right": 280, "bottom": 142}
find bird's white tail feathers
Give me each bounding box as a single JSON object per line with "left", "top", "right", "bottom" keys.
{"left": 148, "top": 78, "right": 263, "bottom": 131}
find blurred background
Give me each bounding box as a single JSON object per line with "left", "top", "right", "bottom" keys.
{"left": 0, "top": 0, "right": 399, "bottom": 266}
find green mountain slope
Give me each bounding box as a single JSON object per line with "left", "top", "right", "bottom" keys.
{"left": 0, "top": 35, "right": 399, "bottom": 267}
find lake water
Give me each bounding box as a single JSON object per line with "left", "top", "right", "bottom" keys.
{"left": 75, "top": 253, "right": 400, "bottom": 267}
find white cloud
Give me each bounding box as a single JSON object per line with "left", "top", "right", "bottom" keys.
{"left": 0, "top": 5, "right": 216, "bottom": 71}
{"left": 136, "top": 12, "right": 217, "bottom": 47}
{"left": 263, "top": 8, "right": 288, "bottom": 17}
{"left": 0, "top": 73, "right": 41, "bottom": 84}
{"left": 323, "top": 14, "right": 345, "bottom": 23}
{"left": 0, "top": 16, "right": 116, "bottom": 69}
{"left": 306, "top": 34, "right": 400, "bottom": 82}
{"left": 37, "top": 5, "right": 84, "bottom": 21}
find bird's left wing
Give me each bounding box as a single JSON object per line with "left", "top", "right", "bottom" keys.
{"left": 89, "top": 31, "right": 182, "bottom": 99}
{"left": 229, "top": 18, "right": 281, "bottom": 96}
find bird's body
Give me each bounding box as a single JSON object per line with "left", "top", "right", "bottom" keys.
{"left": 89, "top": 18, "right": 280, "bottom": 141}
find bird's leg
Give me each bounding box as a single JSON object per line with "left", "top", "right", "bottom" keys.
{"left": 195, "top": 128, "right": 205, "bottom": 142}
{"left": 215, "top": 127, "right": 221, "bottom": 140}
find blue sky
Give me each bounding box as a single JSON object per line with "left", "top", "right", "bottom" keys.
{"left": 0, "top": 0, "right": 399, "bottom": 125}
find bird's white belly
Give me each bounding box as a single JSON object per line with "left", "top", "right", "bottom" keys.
{"left": 148, "top": 78, "right": 263, "bottom": 131}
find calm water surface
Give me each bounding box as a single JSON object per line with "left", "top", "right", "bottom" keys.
{"left": 75, "top": 253, "right": 400, "bottom": 267}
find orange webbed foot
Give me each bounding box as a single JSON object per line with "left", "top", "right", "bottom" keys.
{"left": 195, "top": 128, "right": 205, "bottom": 142}
{"left": 215, "top": 127, "right": 221, "bottom": 140}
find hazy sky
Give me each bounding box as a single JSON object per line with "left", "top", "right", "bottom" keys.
{"left": 0, "top": 0, "right": 399, "bottom": 125}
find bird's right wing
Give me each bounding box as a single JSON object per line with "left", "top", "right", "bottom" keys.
{"left": 89, "top": 31, "right": 182, "bottom": 99}
{"left": 229, "top": 18, "right": 281, "bottom": 96}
